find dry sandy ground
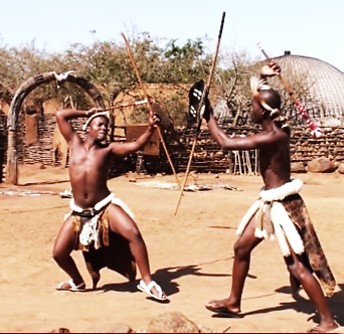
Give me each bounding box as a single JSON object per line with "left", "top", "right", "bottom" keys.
{"left": 1, "top": 165, "right": 344, "bottom": 333}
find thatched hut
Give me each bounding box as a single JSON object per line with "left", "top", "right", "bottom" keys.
{"left": 270, "top": 51, "right": 344, "bottom": 126}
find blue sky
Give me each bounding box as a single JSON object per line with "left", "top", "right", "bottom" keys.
{"left": 0, "top": 0, "right": 343, "bottom": 71}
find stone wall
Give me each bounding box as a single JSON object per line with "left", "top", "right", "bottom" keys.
{"left": 5, "top": 114, "right": 83, "bottom": 166}
{"left": 2, "top": 114, "right": 344, "bottom": 181}
{"left": 290, "top": 127, "right": 344, "bottom": 164}
{"left": 167, "top": 125, "right": 344, "bottom": 174}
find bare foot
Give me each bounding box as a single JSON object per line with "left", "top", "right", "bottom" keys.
{"left": 205, "top": 299, "right": 242, "bottom": 317}
{"left": 306, "top": 321, "right": 340, "bottom": 333}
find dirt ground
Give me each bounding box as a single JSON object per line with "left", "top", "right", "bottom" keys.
{"left": 1, "top": 164, "right": 344, "bottom": 333}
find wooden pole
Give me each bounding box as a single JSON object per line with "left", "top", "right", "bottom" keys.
{"left": 103, "top": 99, "right": 147, "bottom": 111}
{"left": 5, "top": 130, "right": 18, "bottom": 184}
{"left": 121, "top": 32, "right": 181, "bottom": 190}
{"left": 174, "top": 11, "right": 226, "bottom": 215}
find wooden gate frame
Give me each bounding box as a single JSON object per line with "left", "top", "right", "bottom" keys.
{"left": 5, "top": 71, "right": 105, "bottom": 184}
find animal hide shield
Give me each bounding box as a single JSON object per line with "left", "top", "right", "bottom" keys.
{"left": 187, "top": 79, "right": 205, "bottom": 128}
{"left": 126, "top": 124, "right": 160, "bottom": 156}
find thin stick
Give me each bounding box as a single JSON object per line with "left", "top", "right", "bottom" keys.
{"left": 221, "top": 325, "right": 232, "bottom": 333}
{"left": 121, "top": 33, "right": 181, "bottom": 190}
{"left": 174, "top": 11, "right": 226, "bottom": 216}
{"left": 102, "top": 99, "right": 147, "bottom": 111}
{"left": 254, "top": 149, "right": 258, "bottom": 175}
{"left": 257, "top": 43, "right": 323, "bottom": 138}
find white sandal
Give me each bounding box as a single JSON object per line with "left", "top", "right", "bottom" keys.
{"left": 137, "top": 279, "right": 167, "bottom": 301}
{"left": 56, "top": 279, "right": 86, "bottom": 292}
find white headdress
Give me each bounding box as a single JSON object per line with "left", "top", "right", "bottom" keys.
{"left": 82, "top": 111, "right": 110, "bottom": 131}
{"left": 250, "top": 76, "right": 271, "bottom": 96}
{"left": 250, "top": 76, "right": 289, "bottom": 130}
{"left": 250, "top": 76, "right": 280, "bottom": 117}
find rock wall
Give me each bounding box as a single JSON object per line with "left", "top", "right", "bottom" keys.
{"left": 2, "top": 114, "right": 344, "bottom": 180}
{"left": 168, "top": 125, "right": 344, "bottom": 174}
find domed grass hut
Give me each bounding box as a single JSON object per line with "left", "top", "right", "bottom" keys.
{"left": 202, "top": 52, "right": 344, "bottom": 174}
{"left": 272, "top": 51, "right": 344, "bottom": 127}
{"left": 2, "top": 54, "right": 344, "bottom": 182}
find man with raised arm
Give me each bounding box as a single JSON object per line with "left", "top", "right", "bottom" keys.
{"left": 198, "top": 61, "right": 338, "bottom": 332}
{"left": 53, "top": 107, "right": 167, "bottom": 302}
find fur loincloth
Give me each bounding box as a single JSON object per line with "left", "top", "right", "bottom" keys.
{"left": 65, "top": 193, "right": 137, "bottom": 284}
{"left": 68, "top": 193, "right": 134, "bottom": 251}
{"left": 236, "top": 179, "right": 336, "bottom": 297}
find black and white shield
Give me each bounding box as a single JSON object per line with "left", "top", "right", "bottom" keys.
{"left": 187, "top": 79, "right": 205, "bottom": 127}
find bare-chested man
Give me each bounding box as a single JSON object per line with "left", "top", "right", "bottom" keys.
{"left": 53, "top": 107, "right": 167, "bottom": 302}
{"left": 199, "top": 61, "right": 338, "bottom": 332}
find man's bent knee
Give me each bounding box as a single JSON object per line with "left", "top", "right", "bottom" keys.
{"left": 52, "top": 247, "right": 71, "bottom": 264}
{"left": 233, "top": 242, "right": 251, "bottom": 260}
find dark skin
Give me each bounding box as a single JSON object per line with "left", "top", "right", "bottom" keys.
{"left": 204, "top": 63, "right": 338, "bottom": 332}
{"left": 53, "top": 107, "right": 167, "bottom": 300}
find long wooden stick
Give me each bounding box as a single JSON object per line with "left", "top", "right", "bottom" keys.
{"left": 174, "top": 11, "right": 226, "bottom": 216}
{"left": 257, "top": 43, "right": 323, "bottom": 138}
{"left": 121, "top": 33, "right": 181, "bottom": 190}
{"left": 103, "top": 99, "right": 147, "bottom": 111}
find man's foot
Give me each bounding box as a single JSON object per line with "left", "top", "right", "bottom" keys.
{"left": 306, "top": 321, "right": 341, "bottom": 333}
{"left": 56, "top": 279, "right": 86, "bottom": 292}
{"left": 205, "top": 299, "right": 242, "bottom": 318}
{"left": 137, "top": 279, "right": 169, "bottom": 303}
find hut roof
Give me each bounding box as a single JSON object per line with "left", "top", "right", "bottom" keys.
{"left": 274, "top": 51, "right": 344, "bottom": 124}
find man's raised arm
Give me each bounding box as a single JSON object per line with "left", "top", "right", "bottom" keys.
{"left": 55, "top": 107, "right": 99, "bottom": 143}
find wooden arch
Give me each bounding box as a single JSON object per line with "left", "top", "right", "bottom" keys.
{"left": 5, "top": 71, "right": 105, "bottom": 184}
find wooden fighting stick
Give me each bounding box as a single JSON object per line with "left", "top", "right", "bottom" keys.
{"left": 257, "top": 43, "right": 323, "bottom": 138}
{"left": 102, "top": 99, "right": 147, "bottom": 111}
{"left": 174, "top": 11, "right": 226, "bottom": 216}
{"left": 121, "top": 33, "right": 181, "bottom": 190}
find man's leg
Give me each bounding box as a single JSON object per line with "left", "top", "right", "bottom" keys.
{"left": 206, "top": 218, "right": 262, "bottom": 313}
{"left": 285, "top": 254, "right": 338, "bottom": 332}
{"left": 52, "top": 217, "right": 85, "bottom": 289}
{"left": 107, "top": 204, "right": 167, "bottom": 300}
